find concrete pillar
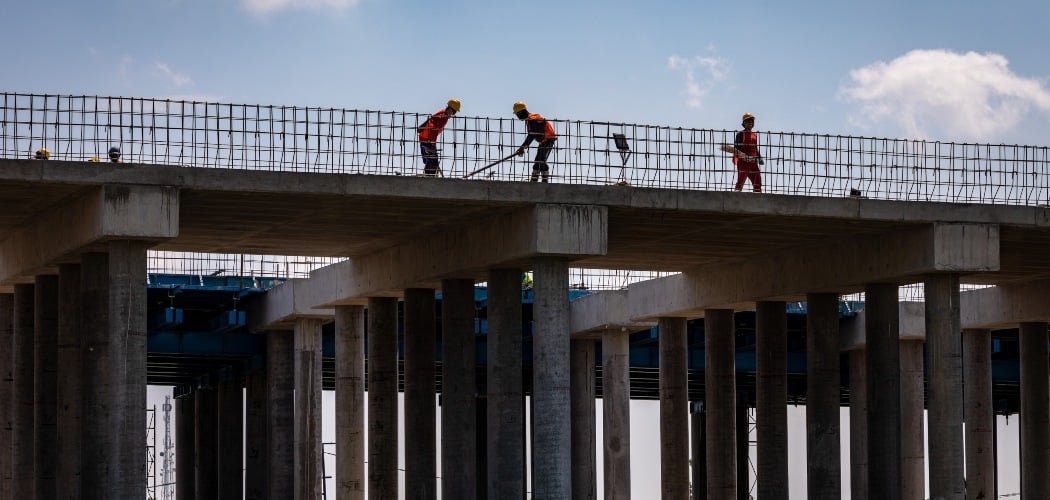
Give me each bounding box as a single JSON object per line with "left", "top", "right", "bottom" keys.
{"left": 245, "top": 370, "right": 268, "bottom": 500}
{"left": 963, "top": 329, "right": 994, "bottom": 500}
{"left": 111, "top": 240, "right": 149, "bottom": 500}
{"left": 294, "top": 318, "right": 324, "bottom": 499}
{"left": 34, "top": 275, "right": 59, "bottom": 499}
{"left": 602, "top": 329, "right": 631, "bottom": 500}
{"left": 659, "top": 316, "right": 689, "bottom": 499}
{"left": 755, "top": 301, "right": 787, "bottom": 500}
{"left": 475, "top": 395, "right": 488, "bottom": 500}
{"left": 570, "top": 339, "right": 597, "bottom": 500}
{"left": 484, "top": 271, "right": 523, "bottom": 499}
{"left": 737, "top": 401, "right": 750, "bottom": 500}
{"left": 1019, "top": 322, "right": 1050, "bottom": 500}
{"left": 866, "top": 282, "right": 901, "bottom": 500}
{"left": 218, "top": 379, "right": 244, "bottom": 499}
{"left": 267, "top": 330, "right": 294, "bottom": 499}
{"left": 805, "top": 293, "right": 840, "bottom": 500}
{"left": 404, "top": 288, "right": 437, "bottom": 500}
{"left": 532, "top": 257, "right": 571, "bottom": 499}
{"left": 900, "top": 339, "right": 926, "bottom": 500}
{"left": 56, "top": 264, "right": 82, "bottom": 500}
{"left": 176, "top": 394, "right": 195, "bottom": 500}
{"left": 691, "top": 403, "right": 706, "bottom": 500}
{"left": 849, "top": 348, "right": 868, "bottom": 500}
{"left": 926, "top": 273, "right": 964, "bottom": 500}
{"left": 704, "top": 309, "right": 736, "bottom": 499}
{"left": 368, "top": 297, "right": 399, "bottom": 500}
{"left": 12, "top": 283, "right": 34, "bottom": 500}
{"left": 195, "top": 387, "right": 219, "bottom": 499}
{"left": 0, "top": 294, "right": 12, "bottom": 500}
{"left": 442, "top": 278, "right": 478, "bottom": 500}
{"left": 335, "top": 305, "right": 366, "bottom": 500}
{"left": 80, "top": 252, "right": 118, "bottom": 499}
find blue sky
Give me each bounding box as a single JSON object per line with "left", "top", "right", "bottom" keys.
{"left": 5, "top": 0, "right": 1049, "bottom": 145}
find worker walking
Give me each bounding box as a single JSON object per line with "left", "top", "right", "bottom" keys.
{"left": 417, "top": 98, "right": 461, "bottom": 177}
{"left": 512, "top": 101, "right": 557, "bottom": 183}
{"left": 733, "top": 113, "right": 764, "bottom": 192}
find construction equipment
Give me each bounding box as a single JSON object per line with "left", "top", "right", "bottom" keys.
{"left": 464, "top": 153, "right": 517, "bottom": 179}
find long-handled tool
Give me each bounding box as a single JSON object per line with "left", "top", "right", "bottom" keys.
{"left": 464, "top": 153, "right": 517, "bottom": 179}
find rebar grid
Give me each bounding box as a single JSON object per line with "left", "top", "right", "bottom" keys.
{"left": 4, "top": 93, "right": 1048, "bottom": 204}
{"left": 840, "top": 283, "right": 994, "bottom": 304}
{"left": 147, "top": 251, "right": 345, "bottom": 280}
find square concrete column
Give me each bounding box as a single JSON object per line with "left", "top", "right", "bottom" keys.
{"left": 295, "top": 318, "right": 324, "bottom": 499}
{"left": 404, "top": 288, "right": 437, "bottom": 500}
{"left": 367, "top": 297, "right": 399, "bottom": 500}
{"left": 755, "top": 301, "right": 787, "bottom": 500}
{"left": 80, "top": 253, "right": 119, "bottom": 499}
{"left": 34, "top": 275, "right": 59, "bottom": 499}
{"left": 1019, "top": 322, "right": 1050, "bottom": 499}
{"left": 12, "top": 283, "right": 34, "bottom": 500}
{"left": 335, "top": 305, "right": 365, "bottom": 500}
{"left": 218, "top": 379, "right": 244, "bottom": 499}
{"left": 963, "top": 328, "right": 994, "bottom": 500}
{"left": 56, "top": 263, "right": 82, "bottom": 500}
{"left": 704, "top": 309, "right": 736, "bottom": 499}
{"left": 865, "top": 282, "right": 901, "bottom": 500}
{"left": 244, "top": 369, "right": 268, "bottom": 500}
{"left": 602, "top": 329, "right": 631, "bottom": 500}
{"left": 659, "top": 316, "right": 689, "bottom": 499}
{"left": 848, "top": 348, "right": 867, "bottom": 499}
{"left": 442, "top": 278, "right": 478, "bottom": 500}
{"left": 737, "top": 400, "right": 750, "bottom": 500}
{"left": 175, "top": 394, "right": 195, "bottom": 500}
{"left": 690, "top": 403, "right": 706, "bottom": 500}
{"left": 570, "top": 339, "right": 597, "bottom": 500}
{"left": 900, "top": 339, "right": 926, "bottom": 500}
{"left": 532, "top": 257, "right": 572, "bottom": 499}
{"left": 195, "top": 387, "right": 219, "bottom": 499}
{"left": 805, "top": 293, "right": 840, "bottom": 500}
{"left": 0, "top": 294, "right": 12, "bottom": 500}
{"left": 267, "top": 330, "right": 295, "bottom": 499}
{"left": 925, "top": 273, "right": 964, "bottom": 499}
{"left": 483, "top": 271, "right": 522, "bottom": 499}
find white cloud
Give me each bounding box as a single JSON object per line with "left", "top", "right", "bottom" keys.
{"left": 668, "top": 54, "right": 729, "bottom": 109}
{"left": 152, "top": 62, "right": 194, "bottom": 88}
{"left": 841, "top": 49, "right": 1050, "bottom": 141}
{"left": 242, "top": 0, "right": 360, "bottom": 15}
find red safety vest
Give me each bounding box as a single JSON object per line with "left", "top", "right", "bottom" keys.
{"left": 418, "top": 109, "right": 451, "bottom": 143}
{"left": 527, "top": 113, "right": 558, "bottom": 142}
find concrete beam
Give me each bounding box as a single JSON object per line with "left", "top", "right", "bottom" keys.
{"left": 247, "top": 278, "right": 334, "bottom": 331}
{"left": 568, "top": 290, "right": 655, "bottom": 339}
{"left": 628, "top": 223, "right": 998, "bottom": 320}
{"left": 961, "top": 280, "right": 1050, "bottom": 329}
{"left": 0, "top": 185, "right": 178, "bottom": 284}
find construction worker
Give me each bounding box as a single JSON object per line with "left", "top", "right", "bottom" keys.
{"left": 108, "top": 146, "right": 122, "bottom": 163}
{"left": 733, "top": 112, "right": 764, "bottom": 192}
{"left": 512, "top": 101, "right": 558, "bottom": 182}
{"left": 34, "top": 148, "right": 50, "bottom": 160}
{"left": 417, "top": 98, "right": 460, "bottom": 177}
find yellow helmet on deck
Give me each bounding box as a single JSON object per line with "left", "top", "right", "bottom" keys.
{"left": 35, "top": 148, "right": 50, "bottom": 159}
{"left": 513, "top": 101, "right": 527, "bottom": 114}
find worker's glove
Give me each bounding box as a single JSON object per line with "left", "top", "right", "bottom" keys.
{"left": 516, "top": 146, "right": 526, "bottom": 157}
{"left": 757, "top": 158, "right": 765, "bottom": 166}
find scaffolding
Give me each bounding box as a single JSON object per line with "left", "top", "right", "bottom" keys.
{"left": 146, "top": 405, "right": 157, "bottom": 499}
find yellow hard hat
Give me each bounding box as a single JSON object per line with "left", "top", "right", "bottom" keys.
{"left": 88, "top": 157, "right": 101, "bottom": 162}
{"left": 35, "top": 148, "right": 50, "bottom": 159}
{"left": 446, "top": 98, "right": 461, "bottom": 113}
{"left": 742, "top": 112, "right": 756, "bottom": 122}
{"left": 513, "top": 101, "right": 527, "bottom": 114}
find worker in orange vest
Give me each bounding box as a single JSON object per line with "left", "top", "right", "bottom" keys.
{"left": 417, "top": 98, "right": 461, "bottom": 177}
{"left": 512, "top": 101, "right": 558, "bottom": 183}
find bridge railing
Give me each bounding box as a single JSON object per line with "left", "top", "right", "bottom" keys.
{"left": 3, "top": 93, "right": 1048, "bottom": 205}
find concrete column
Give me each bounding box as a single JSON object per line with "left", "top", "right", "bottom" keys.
{"left": 267, "top": 330, "right": 294, "bottom": 499}
{"left": 737, "top": 401, "right": 750, "bottom": 500}
{"left": 866, "top": 282, "right": 901, "bottom": 500}
{"left": 195, "top": 387, "right": 219, "bottom": 499}
{"left": 659, "top": 316, "right": 689, "bottom": 499}
{"left": 900, "top": 339, "right": 926, "bottom": 500}
{"left": 532, "top": 257, "right": 571, "bottom": 499}
{"left": 295, "top": 318, "right": 324, "bottom": 500}
{"left": 475, "top": 395, "right": 488, "bottom": 500}
{"left": 80, "top": 252, "right": 118, "bottom": 499}
{"left": 56, "top": 264, "right": 81, "bottom": 500}
{"left": 755, "top": 301, "right": 787, "bottom": 500}
{"left": 111, "top": 240, "right": 149, "bottom": 500}
{"left": 805, "top": 293, "right": 840, "bottom": 500}
{"left": 602, "top": 329, "right": 631, "bottom": 500}
{"left": 704, "top": 309, "right": 736, "bottom": 499}
{"left": 1019, "top": 322, "right": 1050, "bottom": 500}
{"left": 0, "top": 294, "right": 12, "bottom": 500}
{"left": 12, "top": 283, "right": 34, "bottom": 500}
{"left": 442, "top": 278, "right": 477, "bottom": 500}
{"left": 335, "top": 305, "right": 366, "bottom": 500}
{"left": 691, "top": 403, "right": 706, "bottom": 500}
{"left": 926, "top": 273, "right": 964, "bottom": 500}
{"left": 963, "top": 328, "right": 994, "bottom": 500}
{"left": 484, "top": 271, "right": 522, "bottom": 499}
{"left": 368, "top": 297, "right": 399, "bottom": 500}
{"left": 404, "top": 288, "right": 437, "bottom": 500}
{"left": 34, "top": 275, "right": 59, "bottom": 499}
{"left": 176, "top": 394, "right": 195, "bottom": 500}
{"left": 218, "top": 379, "right": 244, "bottom": 499}
{"left": 849, "top": 348, "right": 868, "bottom": 500}
{"left": 245, "top": 370, "right": 268, "bottom": 500}
{"left": 570, "top": 339, "right": 597, "bottom": 500}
